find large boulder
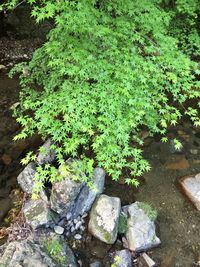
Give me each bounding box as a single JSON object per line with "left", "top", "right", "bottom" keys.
{"left": 112, "top": 250, "right": 132, "bottom": 267}
{"left": 125, "top": 202, "right": 160, "bottom": 252}
{"left": 37, "top": 139, "right": 56, "bottom": 165}
{"left": 23, "top": 199, "right": 58, "bottom": 229}
{"left": 0, "top": 235, "right": 77, "bottom": 267}
{"left": 17, "top": 162, "right": 36, "bottom": 194}
{"left": 0, "top": 239, "right": 54, "bottom": 267}
{"left": 179, "top": 173, "right": 200, "bottom": 210}
{"left": 88, "top": 194, "right": 121, "bottom": 244}
{"left": 38, "top": 233, "right": 77, "bottom": 267}
{"left": 72, "top": 167, "right": 105, "bottom": 218}
{"left": 50, "top": 162, "right": 84, "bottom": 215}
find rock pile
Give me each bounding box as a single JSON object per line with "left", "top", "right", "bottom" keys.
{"left": 2, "top": 140, "right": 162, "bottom": 266}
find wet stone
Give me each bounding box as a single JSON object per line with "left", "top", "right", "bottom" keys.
{"left": 54, "top": 225, "right": 64, "bottom": 235}
{"left": 75, "top": 221, "right": 82, "bottom": 230}
{"left": 179, "top": 173, "right": 200, "bottom": 211}
{"left": 74, "top": 234, "right": 82, "bottom": 240}
{"left": 112, "top": 249, "right": 132, "bottom": 267}
{"left": 66, "top": 212, "right": 72, "bottom": 220}
{"left": 125, "top": 202, "right": 160, "bottom": 252}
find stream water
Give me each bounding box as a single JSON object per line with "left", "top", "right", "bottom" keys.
{"left": 0, "top": 38, "right": 200, "bottom": 267}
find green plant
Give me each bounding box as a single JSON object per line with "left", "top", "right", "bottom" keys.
{"left": 1, "top": 0, "right": 200, "bottom": 190}
{"left": 44, "top": 238, "right": 66, "bottom": 265}
{"left": 118, "top": 213, "right": 128, "bottom": 234}
{"left": 111, "top": 255, "right": 121, "bottom": 267}
{"left": 138, "top": 202, "right": 157, "bottom": 221}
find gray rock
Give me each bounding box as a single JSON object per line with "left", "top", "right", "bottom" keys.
{"left": 70, "top": 226, "right": 75, "bottom": 233}
{"left": 190, "top": 149, "right": 198, "bottom": 155}
{"left": 82, "top": 212, "right": 88, "bottom": 218}
{"left": 112, "top": 250, "right": 132, "bottom": 267}
{"left": 39, "top": 233, "right": 77, "bottom": 267}
{"left": 74, "top": 218, "right": 78, "bottom": 224}
{"left": 125, "top": 202, "right": 160, "bottom": 252}
{"left": 179, "top": 173, "right": 200, "bottom": 210}
{"left": 0, "top": 234, "right": 77, "bottom": 267}
{"left": 72, "top": 168, "right": 105, "bottom": 218}
{"left": 0, "top": 239, "right": 55, "bottom": 267}
{"left": 54, "top": 225, "right": 64, "bottom": 235}
{"left": 23, "top": 199, "right": 58, "bottom": 229}
{"left": 37, "top": 139, "right": 56, "bottom": 165}
{"left": 75, "top": 221, "right": 82, "bottom": 230}
{"left": 74, "top": 234, "right": 82, "bottom": 240}
{"left": 17, "top": 162, "right": 36, "bottom": 194}
{"left": 80, "top": 226, "right": 85, "bottom": 232}
{"left": 66, "top": 212, "right": 72, "bottom": 220}
{"left": 50, "top": 161, "right": 84, "bottom": 215}
{"left": 88, "top": 194, "right": 121, "bottom": 244}
{"left": 90, "top": 261, "right": 101, "bottom": 267}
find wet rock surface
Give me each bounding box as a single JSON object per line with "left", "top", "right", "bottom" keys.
{"left": 0, "top": 234, "right": 77, "bottom": 267}
{"left": 125, "top": 202, "right": 160, "bottom": 252}
{"left": 72, "top": 167, "right": 105, "bottom": 218}
{"left": 112, "top": 249, "right": 132, "bottom": 267}
{"left": 179, "top": 173, "right": 200, "bottom": 211}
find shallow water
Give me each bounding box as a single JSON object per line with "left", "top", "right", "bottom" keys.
{"left": 135, "top": 128, "right": 200, "bottom": 267}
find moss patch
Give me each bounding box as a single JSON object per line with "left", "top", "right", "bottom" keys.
{"left": 118, "top": 213, "right": 128, "bottom": 234}
{"left": 138, "top": 202, "right": 157, "bottom": 221}
{"left": 44, "top": 237, "right": 67, "bottom": 265}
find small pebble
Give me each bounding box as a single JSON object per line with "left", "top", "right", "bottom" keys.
{"left": 82, "top": 212, "right": 88, "bottom": 218}
{"left": 78, "top": 259, "right": 82, "bottom": 267}
{"left": 75, "top": 221, "right": 82, "bottom": 230}
{"left": 74, "top": 234, "right": 82, "bottom": 240}
{"left": 81, "top": 218, "right": 85, "bottom": 224}
{"left": 54, "top": 225, "right": 64, "bottom": 235}
{"left": 68, "top": 222, "right": 73, "bottom": 227}
{"left": 66, "top": 212, "right": 72, "bottom": 220}
{"left": 80, "top": 225, "right": 85, "bottom": 232}
{"left": 65, "top": 231, "right": 70, "bottom": 237}
{"left": 70, "top": 226, "right": 75, "bottom": 233}
{"left": 74, "top": 219, "right": 78, "bottom": 224}
{"left": 58, "top": 218, "right": 65, "bottom": 226}
{"left": 190, "top": 149, "right": 198, "bottom": 155}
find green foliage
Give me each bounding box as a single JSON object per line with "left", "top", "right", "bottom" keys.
{"left": 118, "top": 213, "right": 128, "bottom": 234}
{"left": 111, "top": 255, "right": 121, "bottom": 267}
{"left": 2, "top": 0, "right": 200, "bottom": 187}
{"left": 44, "top": 237, "right": 66, "bottom": 265}
{"left": 138, "top": 202, "right": 157, "bottom": 221}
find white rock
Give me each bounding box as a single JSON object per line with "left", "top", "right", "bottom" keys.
{"left": 125, "top": 202, "right": 160, "bottom": 252}
{"left": 54, "top": 225, "right": 64, "bottom": 235}
{"left": 88, "top": 194, "right": 121, "bottom": 244}
{"left": 74, "top": 234, "right": 82, "bottom": 240}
